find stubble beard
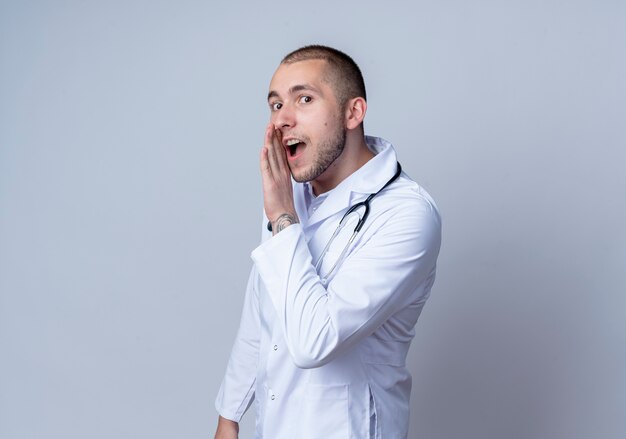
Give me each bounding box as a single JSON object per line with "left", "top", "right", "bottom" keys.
{"left": 290, "top": 123, "right": 347, "bottom": 184}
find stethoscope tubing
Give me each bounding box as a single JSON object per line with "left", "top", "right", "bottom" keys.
{"left": 315, "top": 162, "right": 402, "bottom": 283}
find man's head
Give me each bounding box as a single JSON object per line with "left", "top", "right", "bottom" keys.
{"left": 267, "top": 45, "right": 369, "bottom": 193}
{"left": 281, "top": 45, "right": 367, "bottom": 109}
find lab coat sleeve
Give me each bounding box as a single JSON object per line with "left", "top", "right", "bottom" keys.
{"left": 214, "top": 266, "right": 260, "bottom": 421}
{"left": 251, "top": 198, "right": 441, "bottom": 369}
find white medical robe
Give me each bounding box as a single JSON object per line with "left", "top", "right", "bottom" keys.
{"left": 215, "top": 136, "right": 442, "bottom": 438}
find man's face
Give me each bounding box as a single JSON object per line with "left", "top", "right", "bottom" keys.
{"left": 267, "top": 59, "right": 346, "bottom": 184}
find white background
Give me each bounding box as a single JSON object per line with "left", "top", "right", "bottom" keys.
{"left": 1, "top": 1, "right": 624, "bottom": 438}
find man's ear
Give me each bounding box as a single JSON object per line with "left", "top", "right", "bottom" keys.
{"left": 344, "top": 97, "right": 367, "bottom": 130}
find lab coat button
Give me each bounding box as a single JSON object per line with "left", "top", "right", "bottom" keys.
{"left": 271, "top": 394, "right": 276, "bottom": 400}
{"left": 273, "top": 345, "right": 278, "bottom": 351}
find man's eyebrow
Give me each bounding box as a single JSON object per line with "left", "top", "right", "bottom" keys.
{"left": 289, "top": 84, "right": 321, "bottom": 95}
{"left": 267, "top": 90, "right": 279, "bottom": 101}
{"left": 267, "top": 84, "right": 322, "bottom": 102}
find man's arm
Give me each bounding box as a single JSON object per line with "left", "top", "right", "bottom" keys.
{"left": 214, "top": 124, "right": 288, "bottom": 436}
{"left": 252, "top": 201, "right": 441, "bottom": 368}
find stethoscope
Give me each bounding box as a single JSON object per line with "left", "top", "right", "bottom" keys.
{"left": 314, "top": 162, "right": 402, "bottom": 285}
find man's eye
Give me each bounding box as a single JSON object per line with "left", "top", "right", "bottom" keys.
{"left": 299, "top": 96, "right": 312, "bottom": 104}
{"left": 271, "top": 102, "right": 282, "bottom": 111}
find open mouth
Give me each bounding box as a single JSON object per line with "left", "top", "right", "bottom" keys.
{"left": 285, "top": 138, "right": 306, "bottom": 158}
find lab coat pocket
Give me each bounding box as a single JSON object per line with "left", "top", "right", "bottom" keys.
{"left": 300, "top": 383, "right": 350, "bottom": 439}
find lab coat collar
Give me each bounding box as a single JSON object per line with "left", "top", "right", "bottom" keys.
{"left": 294, "top": 136, "right": 399, "bottom": 230}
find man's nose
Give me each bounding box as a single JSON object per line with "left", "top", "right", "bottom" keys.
{"left": 273, "top": 103, "right": 296, "bottom": 129}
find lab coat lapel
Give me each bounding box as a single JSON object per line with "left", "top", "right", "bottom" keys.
{"left": 304, "top": 187, "right": 352, "bottom": 230}
{"left": 293, "top": 183, "right": 310, "bottom": 228}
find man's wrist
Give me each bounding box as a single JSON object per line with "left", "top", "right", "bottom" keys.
{"left": 271, "top": 212, "right": 299, "bottom": 235}
{"left": 216, "top": 415, "right": 239, "bottom": 433}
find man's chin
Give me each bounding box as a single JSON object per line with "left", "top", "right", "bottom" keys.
{"left": 288, "top": 164, "right": 308, "bottom": 183}
{"left": 291, "top": 170, "right": 314, "bottom": 184}
{"left": 291, "top": 172, "right": 308, "bottom": 184}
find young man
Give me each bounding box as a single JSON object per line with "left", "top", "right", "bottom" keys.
{"left": 214, "top": 45, "right": 441, "bottom": 439}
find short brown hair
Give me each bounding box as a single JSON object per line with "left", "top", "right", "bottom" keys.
{"left": 281, "top": 45, "right": 366, "bottom": 107}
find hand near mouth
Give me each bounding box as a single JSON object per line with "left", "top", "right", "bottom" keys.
{"left": 260, "top": 123, "right": 299, "bottom": 235}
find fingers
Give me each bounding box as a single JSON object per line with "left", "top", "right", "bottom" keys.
{"left": 260, "top": 125, "right": 275, "bottom": 179}
{"left": 263, "top": 123, "right": 288, "bottom": 176}
{"left": 265, "top": 126, "right": 279, "bottom": 171}
{"left": 272, "top": 128, "right": 288, "bottom": 174}
{"left": 260, "top": 146, "right": 271, "bottom": 177}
